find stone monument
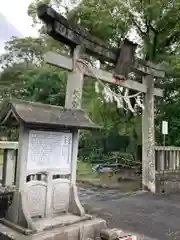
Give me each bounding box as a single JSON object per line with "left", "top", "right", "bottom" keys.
{"left": 0, "top": 99, "right": 106, "bottom": 239}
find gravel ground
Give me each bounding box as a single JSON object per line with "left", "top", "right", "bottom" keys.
{"left": 78, "top": 185, "right": 180, "bottom": 240}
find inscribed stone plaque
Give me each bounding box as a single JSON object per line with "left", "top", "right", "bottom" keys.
{"left": 26, "top": 183, "right": 47, "bottom": 217}
{"left": 27, "top": 130, "right": 72, "bottom": 172}
{"left": 52, "top": 179, "right": 70, "bottom": 213}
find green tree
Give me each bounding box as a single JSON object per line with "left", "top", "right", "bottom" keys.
{"left": 0, "top": 37, "right": 46, "bottom": 69}
{"left": 68, "top": 0, "right": 180, "bottom": 61}
{"left": 20, "top": 67, "right": 66, "bottom": 105}
{"left": 0, "top": 36, "right": 67, "bottom": 104}
{"left": 156, "top": 46, "right": 180, "bottom": 146}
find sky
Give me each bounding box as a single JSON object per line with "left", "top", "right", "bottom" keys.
{"left": 0, "top": 0, "right": 138, "bottom": 54}
{"left": 0, "top": 0, "right": 38, "bottom": 53}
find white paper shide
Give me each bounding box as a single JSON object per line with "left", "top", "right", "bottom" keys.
{"left": 27, "top": 130, "right": 72, "bottom": 172}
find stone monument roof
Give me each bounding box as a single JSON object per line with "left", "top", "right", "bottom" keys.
{"left": 0, "top": 99, "right": 100, "bottom": 130}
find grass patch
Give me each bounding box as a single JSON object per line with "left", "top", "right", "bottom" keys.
{"left": 76, "top": 160, "right": 141, "bottom": 191}
{"left": 77, "top": 160, "right": 97, "bottom": 179}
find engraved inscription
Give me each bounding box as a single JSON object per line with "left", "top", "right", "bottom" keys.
{"left": 27, "top": 130, "right": 72, "bottom": 171}
{"left": 72, "top": 89, "right": 81, "bottom": 108}
{"left": 52, "top": 180, "right": 70, "bottom": 213}
{"left": 26, "top": 183, "right": 47, "bottom": 217}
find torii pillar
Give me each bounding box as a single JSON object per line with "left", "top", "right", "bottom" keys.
{"left": 142, "top": 73, "right": 161, "bottom": 193}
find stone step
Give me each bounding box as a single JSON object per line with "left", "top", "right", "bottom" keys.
{"left": 33, "top": 213, "right": 90, "bottom": 232}
{"left": 33, "top": 217, "right": 106, "bottom": 240}
{"left": 0, "top": 217, "right": 107, "bottom": 240}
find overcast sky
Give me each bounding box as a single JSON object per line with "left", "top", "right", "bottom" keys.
{"left": 0, "top": 0, "right": 38, "bottom": 53}
{"left": 0, "top": 0, "right": 138, "bottom": 55}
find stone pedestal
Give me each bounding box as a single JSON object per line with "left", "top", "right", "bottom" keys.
{"left": 0, "top": 99, "right": 101, "bottom": 234}
{"left": 0, "top": 217, "right": 106, "bottom": 240}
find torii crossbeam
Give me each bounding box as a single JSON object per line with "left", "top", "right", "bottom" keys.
{"left": 38, "top": 4, "right": 165, "bottom": 193}
{"left": 37, "top": 4, "right": 165, "bottom": 79}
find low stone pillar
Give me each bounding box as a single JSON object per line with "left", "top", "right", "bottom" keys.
{"left": 159, "top": 150, "right": 165, "bottom": 171}
{"left": 1, "top": 142, "right": 18, "bottom": 186}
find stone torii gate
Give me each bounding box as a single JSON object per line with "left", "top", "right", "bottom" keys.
{"left": 37, "top": 4, "right": 165, "bottom": 193}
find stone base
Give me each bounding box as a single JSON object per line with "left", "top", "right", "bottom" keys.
{"left": 0, "top": 217, "right": 106, "bottom": 240}
{"left": 156, "top": 171, "right": 180, "bottom": 193}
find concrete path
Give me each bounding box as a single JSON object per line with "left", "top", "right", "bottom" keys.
{"left": 79, "top": 186, "right": 180, "bottom": 240}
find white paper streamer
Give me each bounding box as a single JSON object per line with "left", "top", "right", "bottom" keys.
{"left": 76, "top": 58, "right": 145, "bottom": 113}
{"left": 95, "top": 81, "right": 100, "bottom": 93}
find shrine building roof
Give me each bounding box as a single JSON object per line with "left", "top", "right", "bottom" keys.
{"left": 0, "top": 99, "right": 100, "bottom": 130}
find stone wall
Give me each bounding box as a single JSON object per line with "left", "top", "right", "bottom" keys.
{"left": 156, "top": 171, "right": 180, "bottom": 193}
